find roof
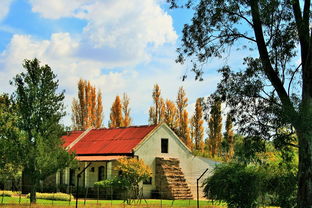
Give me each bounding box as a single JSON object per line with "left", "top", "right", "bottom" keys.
{"left": 62, "top": 125, "right": 157, "bottom": 155}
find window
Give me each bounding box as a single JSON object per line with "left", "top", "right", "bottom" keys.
{"left": 143, "top": 177, "right": 152, "bottom": 185}
{"left": 69, "top": 169, "right": 75, "bottom": 186}
{"left": 98, "top": 166, "right": 106, "bottom": 181}
{"left": 161, "top": 138, "right": 168, "bottom": 153}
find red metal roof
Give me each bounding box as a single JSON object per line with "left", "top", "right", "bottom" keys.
{"left": 62, "top": 125, "right": 157, "bottom": 155}
{"left": 62, "top": 131, "right": 84, "bottom": 147}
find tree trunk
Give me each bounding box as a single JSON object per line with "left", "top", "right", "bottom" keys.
{"left": 297, "top": 102, "right": 312, "bottom": 208}
{"left": 30, "top": 182, "right": 37, "bottom": 204}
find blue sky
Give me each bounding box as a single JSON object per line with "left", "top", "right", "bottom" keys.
{"left": 0, "top": 0, "right": 242, "bottom": 127}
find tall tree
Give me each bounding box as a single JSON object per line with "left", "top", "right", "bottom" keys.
{"left": 96, "top": 91, "right": 103, "bottom": 128}
{"left": 109, "top": 95, "right": 123, "bottom": 128}
{"left": 169, "top": 0, "right": 312, "bottom": 205}
{"left": 180, "top": 110, "right": 193, "bottom": 149}
{"left": 72, "top": 79, "right": 103, "bottom": 130}
{"left": 10, "top": 58, "right": 73, "bottom": 203}
{"left": 224, "top": 114, "right": 235, "bottom": 161}
{"left": 121, "top": 93, "right": 132, "bottom": 127}
{"left": 164, "top": 99, "right": 178, "bottom": 131}
{"left": 149, "top": 84, "right": 165, "bottom": 124}
{"left": 207, "top": 99, "right": 223, "bottom": 157}
{"left": 175, "top": 86, "right": 192, "bottom": 146}
{"left": 191, "top": 98, "right": 205, "bottom": 151}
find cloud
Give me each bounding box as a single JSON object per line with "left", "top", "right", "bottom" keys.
{"left": 0, "top": 33, "right": 220, "bottom": 127}
{"left": 28, "top": 0, "right": 177, "bottom": 67}
{"left": 0, "top": 0, "right": 13, "bottom": 21}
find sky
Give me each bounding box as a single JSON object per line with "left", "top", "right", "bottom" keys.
{"left": 0, "top": 0, "right": 244, "bottom": 127}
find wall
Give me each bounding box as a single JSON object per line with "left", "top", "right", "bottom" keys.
{"left": 134, "top": 124, "right": 218, "bottom": 199}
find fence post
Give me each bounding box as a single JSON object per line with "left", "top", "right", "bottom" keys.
{"left": 84, "top": 187, "right": 88, "bottom": 205}
{"left": 197, "top": 168, "right": 209, "bottom": 208}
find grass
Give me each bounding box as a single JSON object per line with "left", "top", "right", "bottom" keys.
{"left": 0, "top": 196, "right": 226, "bottom": 207}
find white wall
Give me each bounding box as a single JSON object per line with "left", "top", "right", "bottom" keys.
{"left": 134, "top": 124, "right": 218, "bottom": 199}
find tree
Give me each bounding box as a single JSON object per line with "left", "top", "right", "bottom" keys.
{"left": 109, "top": 95, "right": 123, "bottom": 128}
{"left": 149, "top": 84, "right": 165, "bottom": 124}
{"left": 164, "top": 99, "right": 178, "bottom": 131}
{"left": 181, "top": 110, "right": 193, "bottom": 149}
{"left": 121, "top": 93, "right": 132, "bottom": 127}
{"left": 168, "top": 0, "right": 312, "bottom": 206}
{"left": 190, "top": 98, "right": 205, "bottom": 151}
{"left": 207, "top": 99, "right": 223, "bottom": 157}
{"left": 224, "top": 114, "right": 235, "bottom": 161}
{"left": 176, "top": 87, "right": 188, "bottom": 135}
{"left": 95, "top": 157, "right": 152, "bottom": 203}
{"left": 10, "top": 58, "right": 74, "bottom": 203}
{"left": 0, "top": 94, "right": 22, "bottom": 188}
{"left": 71, "top": 79, "right": 103, "bottom": 130}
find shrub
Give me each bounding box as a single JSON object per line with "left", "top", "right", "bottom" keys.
{"left": 203, "top": 163, "right": 265, "bottom": 208}
{"left": 26, "top": 192, "right": 74, "bottom": 201}
{"left": 0, "top": 190, "right": 14, "bottom": 197}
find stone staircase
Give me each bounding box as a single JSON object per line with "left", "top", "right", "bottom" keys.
{"left": 155, "top": 157, "right": 193, "bottom": 200}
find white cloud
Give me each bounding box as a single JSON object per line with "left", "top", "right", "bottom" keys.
{"left": 0, "top": 0, "right": 13, "bottom": 21}
{"left": 28, "top": 0, "right": 177, "bottom": 67}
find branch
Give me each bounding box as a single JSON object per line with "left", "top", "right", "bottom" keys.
{"left": 250, "top": 0, "right": 297, "bottom": 124}
{"left": 287, "top": 63, "right": 302, "bottom": 95}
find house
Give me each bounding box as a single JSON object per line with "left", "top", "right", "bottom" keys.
{"left": 57, "top": 123, "right": 217, "bottom": 199}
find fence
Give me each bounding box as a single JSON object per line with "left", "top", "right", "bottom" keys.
{"left": 0, "top": 184, "right": 222, "bottom": 208}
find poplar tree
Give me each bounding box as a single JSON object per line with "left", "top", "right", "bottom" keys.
{"left": 191, "top": 98, "right": 205, "bottom": 151}
{"left": 164, "top": 99, "right": 178, "bottom": 131}
{"left": 109, "top": 95, "right": 123, "bottom": 128}
{"left": 224, "top": 114, "right": 235, "bottom": 160}
{"left": 182, "top": 110, "right": 193, "bottom": 149}
{"left": 207, "top": 100, "right": 222, "bottom": 157}
{"left": 121, "top": 93, "right": 131, "bottom": 127}
{"left": 149, "top": 84, "right": 165, "bottom": 124}
{"left": 176, "top": 87, "right": 190, "bottom": 144}
{"left": 71, "top": 79, "right": 103, "bottom": 130}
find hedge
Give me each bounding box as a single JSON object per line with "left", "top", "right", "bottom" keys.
{"left": 26, "top": 192, "right": 74, "bottom": 201}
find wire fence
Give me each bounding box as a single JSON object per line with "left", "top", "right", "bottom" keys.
{"left": 0, "top": 184, "right": 222, "bottom": 208}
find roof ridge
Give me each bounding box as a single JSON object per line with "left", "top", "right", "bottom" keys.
{"left": 66, "top": 127, "right": 93, "bottom": 150}
{"left": 93, "top": 124, "right": 157, "bottom": 130}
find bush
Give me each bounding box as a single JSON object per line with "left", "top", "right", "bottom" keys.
{"left": 203, "top": 163, "right": 265, "bottom": 208}
{"left": 0, "top": 190, "right": 20, "bottom": 197}
{"left": 26, "top": 192, "right": 74, "bottom": 201}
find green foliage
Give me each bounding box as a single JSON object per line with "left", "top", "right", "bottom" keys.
{"left": 203, "top": 163, "right": 265, "bottom": 208}
{"left": 95, "top": 158, "right": 152, "bottom": 202}
{"left": 0, "top": 190, "right": 21, "bottom": 197}
{"left": 9, "top": 58, "right": 75, "bottom": 202}
{"left": 26, "top": 192, "right": 73, "bottom": 201}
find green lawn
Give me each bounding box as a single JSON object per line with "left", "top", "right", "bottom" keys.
{"left": 0, "top": 196, "right": 225, "bottom": 207}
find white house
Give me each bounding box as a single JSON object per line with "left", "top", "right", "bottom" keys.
{"left": 57, "top": 123, "right": 217, "bottom": 199}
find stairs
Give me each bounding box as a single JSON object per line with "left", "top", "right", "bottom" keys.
{"left": 155, "top": 157, "right": 193, "bottom": 200}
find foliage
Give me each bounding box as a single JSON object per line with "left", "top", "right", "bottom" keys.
{"left": 0, "top": 94, "right": 22, "bottom": 182}
{"left": 121, "top": 93, "right": 132, "bottom": 127}
{"left": 96, "top": 158, "right": 151, "bottom": 203}
{"left": 0, "top": 190, "right": 21, "bottom": 197}
{"left": 26, "top": 192, "right": 74, "bottom": 201}
{"left": 149, "top": 84, "right": 165, "bottom": 125}
{"left": 10, "top": 58, "right": 75, "bottom": 202}
{"left": 203, "top": 163, "right": 265, "bottom": 208}
{"left": 164, "top": 99, "right": 178, "bottom": 131}
{"left": 72, "top": 79, "right": 103, "bottom": 130}
{"left": 190, "top": 98, "right": 204, "bottom": 151}
{"left": 109, "top": 95, "right": 123, "bottom": 128}
{"left": 169, "top": 0, "right": 312, "bottom": 206}
{"left": 207, "top": 99, "right": 222, "bottom": 158}
{"left": 223, "top": 114, "right": 235, "bottom": 161}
